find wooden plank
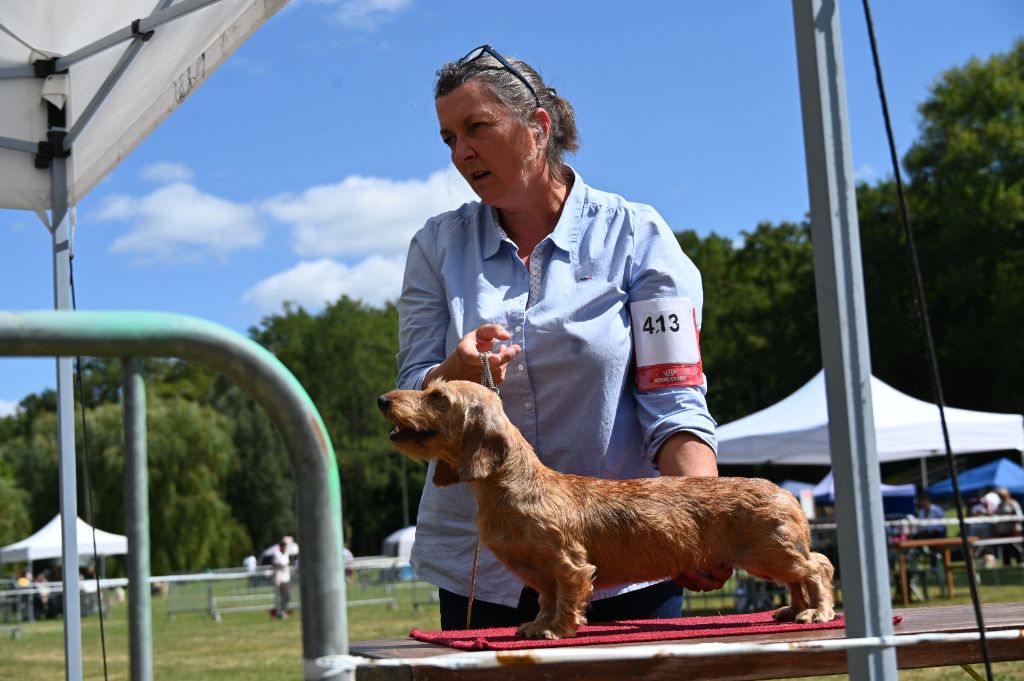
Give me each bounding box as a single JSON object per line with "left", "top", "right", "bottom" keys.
{"left": 348, "top": 604, "right": 1023, "bottom": 680}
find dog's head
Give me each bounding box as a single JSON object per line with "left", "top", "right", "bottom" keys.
{"left": 377, "top": 380, "right": 508, "bottom": 487}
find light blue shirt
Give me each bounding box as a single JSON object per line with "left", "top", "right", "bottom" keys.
{"left": 396, "top": 170, "right": 717, "bottom": 607}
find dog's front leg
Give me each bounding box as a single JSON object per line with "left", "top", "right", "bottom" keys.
{"left": 517, "top": 549, "right": 594, "bottom": 640}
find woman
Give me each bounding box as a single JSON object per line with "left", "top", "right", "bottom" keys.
{"left": 397, "top": 45, "right": 726, "bottom": 630}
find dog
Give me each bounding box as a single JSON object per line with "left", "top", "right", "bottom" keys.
{"left": 377, "top": 379, "right": 836, "bottom": 639}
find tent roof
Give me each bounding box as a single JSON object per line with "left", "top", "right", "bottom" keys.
{"left": 0, "top": 514, "right": 127, "bottom": 564}
{"left": 0, "top": 0, "right": 286, "bottom": 212}
{"left": 926, "top": 457, "right": 1024, "bottom": 498}
{"left": 717, "top": 370, "right": 1024, "bottom": 465}
{"left": 811, "top": 471, "right": 916, "bottom": 503}
{"left": 381, "top": 526, "right": 415, "bottom": 561}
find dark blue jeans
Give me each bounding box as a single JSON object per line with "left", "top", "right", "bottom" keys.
{"left": 439, "top": 580, "right": 683, "bottom": 630}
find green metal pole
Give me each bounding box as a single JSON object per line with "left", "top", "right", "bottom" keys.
{"left": 122, "top": 358, "right": 152, "bottom": 681}
{"left": 0, "top": 311, "right": 348, "bottom": 679}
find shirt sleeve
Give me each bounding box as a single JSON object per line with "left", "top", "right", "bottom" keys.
{"left": 627, "top": 204, "right": 718, "bottom": 460}
{"left": 396, "top": 221, "right": 448, "bottom": 390}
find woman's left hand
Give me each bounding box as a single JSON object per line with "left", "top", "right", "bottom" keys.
{"left": 673, "top": 563, "right": 733, "bottom": 592}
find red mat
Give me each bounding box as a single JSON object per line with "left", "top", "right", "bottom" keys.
{"left": 411, "top": 611, "right": 902, "bottom": 651}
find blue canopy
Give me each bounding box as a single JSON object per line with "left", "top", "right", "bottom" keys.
{"left": 926, "top": 457, "right": 1024, "bottom": 498}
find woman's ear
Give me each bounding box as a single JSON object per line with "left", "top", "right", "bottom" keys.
{"left": 531, "top": 107, "right": 552, "bottom": 147}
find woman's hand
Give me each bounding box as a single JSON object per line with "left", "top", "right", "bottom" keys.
{"left": 673, "top": 563, "right": 733, "bottom": 592}
{"left": 424, "top": 324, "right": 522, "bottom": 387}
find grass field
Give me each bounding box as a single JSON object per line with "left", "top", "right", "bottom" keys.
{"left": 1, "top": 571, "right": 1021, "bottom": 681}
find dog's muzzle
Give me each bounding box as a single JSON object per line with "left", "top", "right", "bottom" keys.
{"left": 377, "top": 393, "right": 436, "bottom": 443}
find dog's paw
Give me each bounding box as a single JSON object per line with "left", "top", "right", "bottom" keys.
{"left": 515, "top": 620, "right": 579, "bottom": 640}
{"left": 516, "top": 621, "right": 562, "bottom": 640}
{"left": 772, "top": 605, "right": 799, "bottom": 622}
{"left": 794, "top": 606, "right": 836, "bottom": 623}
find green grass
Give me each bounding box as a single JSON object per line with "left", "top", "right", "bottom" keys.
{"left": 0, "top": 572, "right": 1020, "bottom": 681}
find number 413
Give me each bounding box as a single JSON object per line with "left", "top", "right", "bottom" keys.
{"left": 642, "top": 313, "right": 680, "bottom": 334}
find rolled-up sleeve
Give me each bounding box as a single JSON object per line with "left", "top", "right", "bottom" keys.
{"left": 396, "top": 222, "right": 449, "bottom": 390}
{"left": 627, "top": 205, "right": 718, "bottom": 458}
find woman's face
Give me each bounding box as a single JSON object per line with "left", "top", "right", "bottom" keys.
{"left": 436, "top": 80, "right": 544, "bottom": 208}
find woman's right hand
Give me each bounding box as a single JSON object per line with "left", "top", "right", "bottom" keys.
{"left": 423, "top": 324, "right": 522, "bottom": 387}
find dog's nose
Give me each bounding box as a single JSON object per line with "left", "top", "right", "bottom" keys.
{"left": 377, "top": 394, "right": 391, "bottom": 413}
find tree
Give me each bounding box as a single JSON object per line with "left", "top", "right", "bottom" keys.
{"left": 0, "top": 460, "right": 31, "bottom": 546}
{"left": 214, "top": 383, "right": 295, "bottom": 554}
{"left": 861, "top": 39, "right": 1023, "bottom": 414}
{"left": 680, "top": 222, "right": 820, "bottom": 425}
{"left": 249, "top": 297, "right": 423, "bottom": 555}
{"left": 82, "top": 395, "right": 250, "bottom": 574}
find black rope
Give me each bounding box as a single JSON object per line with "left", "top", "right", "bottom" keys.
{"left": 860, "top": 2, "right": 993, "bottom": 679}
{"left": 69, "top": 250, "right": 111, "bottom": 681}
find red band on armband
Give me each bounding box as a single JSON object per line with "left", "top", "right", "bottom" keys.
{"left": 637, "top": 363, "right": 704, "bottom": 391}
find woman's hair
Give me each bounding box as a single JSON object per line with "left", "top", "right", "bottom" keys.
{"left": 435, "top": 51, "right": 579, "bottom": 184}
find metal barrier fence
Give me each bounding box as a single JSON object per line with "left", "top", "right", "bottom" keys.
{"left": 163, "top": 559, "right": 439, "bottom": 621}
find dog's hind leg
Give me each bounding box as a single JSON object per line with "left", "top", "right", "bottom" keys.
{"left": 772, "top": 552, "right": 835, "bottom": 623}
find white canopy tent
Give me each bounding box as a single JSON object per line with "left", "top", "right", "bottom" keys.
{"left": 717, "top": 370, "right": 1024, "bottom": 465}
{"left": 0, "top": 514, "right": 127, "bottom": 565}
{"left": 381, "top": 525, "right": 415, "bottom": 563}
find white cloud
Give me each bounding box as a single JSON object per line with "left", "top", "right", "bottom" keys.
{"left": 0, "top": 400, "right": 18, "bottom": 418}
{"left": 242, "top": 255, "right": 404, "bottom": 312}
{"left": 261, "top": 168, "right": 476, "bottom": 259}
{"left": 854, "top": 164, "right": 879, "bottom": 183}
{"left": 98, "top": 183, "right": 264, "bottom": 262}
{"left": 141, "top": 162, "right": 194, "bottom": 184}
{"left": 328, "top": 0, "right": 412, "bottom": 29}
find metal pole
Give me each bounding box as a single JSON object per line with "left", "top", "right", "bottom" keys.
{"left": 50, "top": 152, "right": 83, "bottom": 681}
{"left": 123, "top": 358, "right": 152, "bottom": 681}
{"left": 791, "top": 1, "right": 898, "bottom": 679}
{"left": 0, "top": 311, "right": 348, "bottom": 679}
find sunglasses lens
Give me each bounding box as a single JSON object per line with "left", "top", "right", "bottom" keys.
{"left": 461, "top": 46, "right": 487, "bottom": 64}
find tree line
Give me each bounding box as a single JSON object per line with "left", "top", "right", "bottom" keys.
{"left": 1, "top": 40, "right": 1020, "bottom": 572}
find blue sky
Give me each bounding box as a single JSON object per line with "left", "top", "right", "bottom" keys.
{"left": 1, "top": 0, "right": 1021, "bottom": 414}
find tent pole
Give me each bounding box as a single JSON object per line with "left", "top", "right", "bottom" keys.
{"left": 791, "top": 1, "right": 897, "bottom": 679}
{"left": 920, "top": 457, "right": 929, "bottom": 488}
{"left": 123, "top": 359, "right": 153, "bottom": 681}
{"left": 51, "top": 153, "right": 83, "bottom": 681}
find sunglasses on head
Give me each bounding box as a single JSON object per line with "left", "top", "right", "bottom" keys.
{"left": 459, "top": 44, "right": 541, "bottom": 109}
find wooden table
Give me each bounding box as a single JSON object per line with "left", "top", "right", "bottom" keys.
{"left": 348, "top": 604, "right": 1023, "bottom": 681}
{"left": 894, "top": 537, "right": 964, "bottom": 606}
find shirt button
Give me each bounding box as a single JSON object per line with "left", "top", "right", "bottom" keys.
{"left": 524, "top": 402, "right": 533, "bottom": 410}
{"left": 517, "top": 363, "right": 525, "bottom": 371}
{"left": 514, "top": 325, "right": 522, "bottom": 332}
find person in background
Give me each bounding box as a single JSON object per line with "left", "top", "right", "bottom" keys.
{"left": 915, "top": 495, "right": 947, "bottom": 539}
{"left": 271, "top": 540, "right": 292, "bottom": 619}
{"left": 396, "top": 44, "right": 722, "bottom": 631}
{"left": 981, "top": 486, "right": 1002, "bottom": 515}
{"left": 343, "top": 546, "right": 355, "bottom": 585}
{"left": 993, "top": 488, "right": 1022, "bottom": 538}
{"left": 243, "top": 550, "right": 258, "bottom": 588}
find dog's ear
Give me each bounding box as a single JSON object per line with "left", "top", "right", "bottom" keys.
{"left": 432, "top": 460, "right": 461, "bottom": 487}
{"left": 458, "top": 402, "right": 506, "bottom": 482}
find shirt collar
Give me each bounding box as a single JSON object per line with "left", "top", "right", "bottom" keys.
{"left": 480, "top": 167, "right": 587, "bottom": 259}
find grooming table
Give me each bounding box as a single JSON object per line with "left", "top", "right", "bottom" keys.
{"left": 348, "top": 604, "right": 1023, "bottom": 680}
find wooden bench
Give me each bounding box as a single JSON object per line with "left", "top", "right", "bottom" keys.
{"left": 348, "top": 603, "right": 1023, "bottom": 680}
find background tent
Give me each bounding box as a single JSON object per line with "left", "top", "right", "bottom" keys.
{"left": 717, "top": 370, "right": 1024, "bottom": 465}
{"left": 0, "top": 515, "right": 127, "bottom": 565}
{"left": 811, "top": 471, "right": 917, "bottom": 516}
{"left": 926, "top": 457, "right": 1024, "bottom": 499}
{"left": 381, "top": 526, "right": 415, "bottom": 563}
{"left": 779, "top": 480, "right": 815, "bottom": 497}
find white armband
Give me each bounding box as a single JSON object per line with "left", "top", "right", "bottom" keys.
{"left": 630, "top": 297, "right": 703, "bottom": 391}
